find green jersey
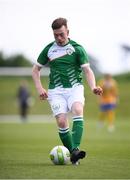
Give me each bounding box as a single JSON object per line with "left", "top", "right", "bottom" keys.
{"left": 37, "top": 39, "right": 89, "bottom": 89}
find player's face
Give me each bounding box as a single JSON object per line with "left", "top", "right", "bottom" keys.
{"left": 53, "top": 25, "right": 69, "bottom": 46}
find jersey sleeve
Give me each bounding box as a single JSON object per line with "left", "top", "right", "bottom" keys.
{"left": 76, "top": 45, "right": 89, "bottom": 66}
{"left": 37, "top": 47, "right": 49, "bottom": 66}
{"left": 37, "top": 42, "right": 54, "bottom": 66}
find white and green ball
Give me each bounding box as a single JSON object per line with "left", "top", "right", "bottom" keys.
{"left": 50, "top": 145, "right": 70, "bottom": 165}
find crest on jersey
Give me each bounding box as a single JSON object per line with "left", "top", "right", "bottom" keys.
{"left": 66, "top": 48, "right": 74, "bottom": 55}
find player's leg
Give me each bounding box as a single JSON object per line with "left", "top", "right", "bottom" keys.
{"left": 68, "top": 85, "right": 85, "bottom": 149}
{"left": 107, "top": 109, "right": 115, "bottom": 132}
{"left": 71, "top": 102, "right": 84, "bottom": 149}
{"left": 48, "top": 89, "right": 74, "bottom": 153}
{"left": 56, "top": 113, "right": 74, "bottom": 153}
{"left": 98, "top": 110, "right": 106, "bottom": 128}
{"left": 20, "top": 103, "right": 27, "bottom": 121}
{"left": 68, "top": 85, "right": 86, "bottom": 164}
{"left": 70, "top": 102, "right": 86, "bottom": 164}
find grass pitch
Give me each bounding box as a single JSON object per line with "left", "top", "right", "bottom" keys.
{"left": 0, "top": 118, "right": 130, "bottom": 179}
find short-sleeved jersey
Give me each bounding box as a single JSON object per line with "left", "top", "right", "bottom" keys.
{"left": 37, "top": 39, "right": 89, "bottom": 89}
{"left": 98, "top": 78, "right": 118, "bottom": 104}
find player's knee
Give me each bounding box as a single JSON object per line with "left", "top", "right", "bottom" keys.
{"left": 56, "top": 114, "right": 68, "bottom": 128}
{"left": 71, "top": 102, "right": 83, "bottom": 116}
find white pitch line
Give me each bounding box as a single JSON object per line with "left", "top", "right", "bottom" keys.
{"left": 0, "top": 115, "right": 55, "bottom": 123}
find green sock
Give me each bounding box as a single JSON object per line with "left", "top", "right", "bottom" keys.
{"left": 72, "top": 116, "right": 84, "bottom": 149}
{"left": 59, "top": 127, "right": 73, "bottom": 152}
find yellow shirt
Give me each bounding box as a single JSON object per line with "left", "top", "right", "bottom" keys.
{"left": 98, "top": 78, "right": 118, "bottom": 104}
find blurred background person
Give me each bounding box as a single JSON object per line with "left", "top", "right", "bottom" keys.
{"left": 17, "top": 80, "right": 30, "bottom": 121}
{"left": 97, "top": 74, "right": 119, "bottom": 132}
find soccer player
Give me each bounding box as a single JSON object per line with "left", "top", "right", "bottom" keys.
{"left": 97, "top": 74, "right": 118, "bottom": 132}
{"left": 32, "top": 18, "right": 103, "bottom": 165}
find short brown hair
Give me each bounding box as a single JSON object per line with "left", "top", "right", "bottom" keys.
{"left": 51, "top": 18, "right": 68, "bottom": 30}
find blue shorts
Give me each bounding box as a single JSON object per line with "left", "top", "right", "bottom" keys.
{"left": 100, "top": 103, "right": 116, "bottom": 111}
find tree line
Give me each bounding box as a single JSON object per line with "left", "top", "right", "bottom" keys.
{"left": 0, "top": 51, "right": 32, "bottom": 67}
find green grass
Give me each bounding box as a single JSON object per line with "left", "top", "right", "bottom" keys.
{"left": 0, "top": 118, "right": 130, "bottom": 179}
{"left": 0, "top": 74, "right": 130, "bottom": 178}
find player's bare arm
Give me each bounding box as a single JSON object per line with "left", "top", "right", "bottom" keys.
{"left": 82, "top": 64, "right": 103, "bottom": 96}
{"left": 32, "top": 64, "right": 48, "bottom": 100}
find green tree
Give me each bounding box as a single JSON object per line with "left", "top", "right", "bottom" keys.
{"left": 0, "top": 51, "right": 32, "bottom": 67}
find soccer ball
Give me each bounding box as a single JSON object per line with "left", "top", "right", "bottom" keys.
{"left": 49, "top": 145, "right": 70, "bottom": 165}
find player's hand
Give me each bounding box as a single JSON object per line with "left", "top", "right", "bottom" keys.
{"left": 39, "top": 88, "right": 48, "bottom": 100}
{"left": 93, "top": 86, "right": 103, "bottom": 96}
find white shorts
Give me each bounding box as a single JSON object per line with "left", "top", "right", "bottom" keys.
{"left": 47, "top": 84, "right": 85, "bottom": 116}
